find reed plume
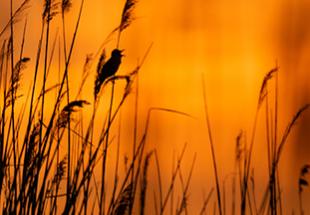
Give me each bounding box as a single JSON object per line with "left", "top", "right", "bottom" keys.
{"left": 43, "top": 0, "right": 60, "bottom": 22}
{"left": 28, "top": 123, "right": 40, "bottom": 159}
{"left": 140, "top": 152, "right": 153, "bottom": 215}
{"left": 112, "top": 183, "right": 133, "bottom": 215}
{"left": 56, "top": 100, "right": 90, "bottom": 128}
{"left": 52, "top": 156, "right": 67, "bottom": 186}
{"left": 258, "top": 67, "right": 278, "bottom": 108}
{"left": 61, "top": 0, "right": 72, "bottom": 14}
{"left": 120, "top": 0, "right": 137, "bottom": 31}
{"left": 6, "top": 57, "right": 30, "bottom": 107}
{"left": 117, "top": 0, "right": 138, "bottom": 47}
{"left": 94, "top": 49, "right": 106, "bottom": 98}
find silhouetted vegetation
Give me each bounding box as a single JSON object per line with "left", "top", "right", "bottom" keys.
{"left": 0, "top": 0, "right": 309, "bottom": 214}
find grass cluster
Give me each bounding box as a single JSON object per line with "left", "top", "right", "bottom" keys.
{"left": 0, "top": 0, "right": 309, "bottom": 214}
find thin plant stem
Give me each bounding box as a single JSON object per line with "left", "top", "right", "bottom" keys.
{"left": 202, "top": 75, "right": 222, "bottom": 215}
{"left": 100, "top": 81, "right": 115, "bottom": 215}
{"left": 130, "top": 72, "right": 139, "bottom": 207}
{"left": 154, "top": 150, "right": 163, "bottom": 210}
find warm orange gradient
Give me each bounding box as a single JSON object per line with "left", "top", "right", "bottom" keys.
{"left": 1, "top": 0, "right": 310, "bottom": 214}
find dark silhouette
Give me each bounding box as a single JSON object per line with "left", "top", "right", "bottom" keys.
{"left": 94, "top": 49, "right": 124, "bottom": 98}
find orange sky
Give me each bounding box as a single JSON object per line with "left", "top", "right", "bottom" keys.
{"left": 1, "top": 0, "right": 310, "bottom": 214}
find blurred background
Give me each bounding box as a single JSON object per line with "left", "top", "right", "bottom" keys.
{"left": 1, "top": 0, "right": 310, "bottom": 213}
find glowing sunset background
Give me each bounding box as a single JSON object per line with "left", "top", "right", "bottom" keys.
{"left": 0, "top": 0, "right": 309, "bottom": 214}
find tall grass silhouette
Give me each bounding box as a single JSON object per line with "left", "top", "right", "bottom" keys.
{"left": 0, "top": 0, "right": 309, "bottom": 214}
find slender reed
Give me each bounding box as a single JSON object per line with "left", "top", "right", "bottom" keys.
{"left": 202, "top": 75, "right": 222, "bottom": 215}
